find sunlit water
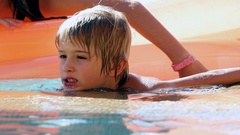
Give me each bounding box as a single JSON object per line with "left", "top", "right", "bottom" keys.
{"left": 0, "top": 79, "right": 240, "bottom": 135}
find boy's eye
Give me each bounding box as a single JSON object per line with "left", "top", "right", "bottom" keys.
{"left": 77, "top": 56, "right": 87, "bottom": 59}
{"left": 59, "top": 55, "right": 67, "bottom": 59}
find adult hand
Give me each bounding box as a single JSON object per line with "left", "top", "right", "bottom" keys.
{"left": 0, "top": 18, "right": 22, "bottom": 30}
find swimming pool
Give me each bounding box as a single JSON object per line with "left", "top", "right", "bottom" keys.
{"left": 0, "top": 79, "right": 240, "bottom": 135}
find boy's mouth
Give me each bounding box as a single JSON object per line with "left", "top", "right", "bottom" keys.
{"left": 62, "top": 78, "right": 79, "bottom": 90}
{"left": 64, "top": 78, "right": 78, "bottom": 83}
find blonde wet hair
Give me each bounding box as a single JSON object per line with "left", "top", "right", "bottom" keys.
{"left": 55, "top": 5, "right": 131, "bottom": 87}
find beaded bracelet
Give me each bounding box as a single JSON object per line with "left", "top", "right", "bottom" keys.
{"left": 171, "top": 54, "right": 195, "bottom": 71}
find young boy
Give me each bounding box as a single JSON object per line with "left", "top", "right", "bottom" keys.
{"left": 55, "top": 5, "right": 240, "bottom": 92}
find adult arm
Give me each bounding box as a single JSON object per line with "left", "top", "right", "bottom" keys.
{"left": 39, "top": 0, "right": 208, "bottom": 77}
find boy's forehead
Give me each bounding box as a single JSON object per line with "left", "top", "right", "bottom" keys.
{"left": 58, "top": 37, "right": 92, "bottom": 52}
{"left": 59, "top": 35, "right": 71, "bottom": 44}
{"left": 59, "top": 41, "right": 84, "bottom": 50}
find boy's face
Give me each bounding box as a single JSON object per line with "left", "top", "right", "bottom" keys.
{"left": 58, "top": 40, "right": 116, "bottom": 91}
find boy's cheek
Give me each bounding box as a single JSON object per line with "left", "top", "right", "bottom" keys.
{"left": 59, "top": 63, "right": 65, "bottom": 70}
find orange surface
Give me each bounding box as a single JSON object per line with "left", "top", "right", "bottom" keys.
{"left": 0, "top": 20, "right": 64, "bottom": 62}
{"left": 0, "top": 20, "right": 240, "bottom": 80}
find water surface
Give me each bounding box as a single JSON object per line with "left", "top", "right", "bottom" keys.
{"left": 0, "top": 79, "right": 240, "bottom": 135}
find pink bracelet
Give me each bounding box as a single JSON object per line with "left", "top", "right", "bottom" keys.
{"left": 171, "top": 54, "right": 195, "bottom": 71}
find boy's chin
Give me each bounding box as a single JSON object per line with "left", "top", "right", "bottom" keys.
{"left": 62, "top": 87, "right": 117, "bottom": 97}
{"left": 63, "top": 86, "right": 81, "bottom": 92}
{"left": 63, "top": 87, "right": 116, "bottom": 92}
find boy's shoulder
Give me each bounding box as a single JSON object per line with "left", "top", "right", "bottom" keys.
{"left": 123, "top": 73, "right": 163, "bottom": 91}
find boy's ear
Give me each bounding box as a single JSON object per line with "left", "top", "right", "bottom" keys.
{"left": 109, "top": 59, "right": 128, "bottom": 77}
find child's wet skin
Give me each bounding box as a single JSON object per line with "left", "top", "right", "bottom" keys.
{"left": 58, "top": 42, "right": 117, "bottom": 91}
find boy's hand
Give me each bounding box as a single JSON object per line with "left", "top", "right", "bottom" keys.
{"left": 0, "top": 18, "right": 22, "bottom": 30}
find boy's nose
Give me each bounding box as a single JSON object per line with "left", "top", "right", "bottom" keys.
{"left": 62, "top": 59, "right": 75, "bottom": 72}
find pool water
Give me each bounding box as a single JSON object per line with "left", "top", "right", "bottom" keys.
{"left": 0, "top": 79, "right": 240, "bottom": 135}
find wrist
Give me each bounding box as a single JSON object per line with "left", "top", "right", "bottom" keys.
{"left": 172, "top": 54, "right": 196, "bottom": 72}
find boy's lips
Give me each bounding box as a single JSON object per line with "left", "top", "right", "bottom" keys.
{"left": 62, "top": 77, "right": 79, "bottom": 90}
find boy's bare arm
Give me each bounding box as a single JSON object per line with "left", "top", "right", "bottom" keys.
{"left": 126, "top": 68, "right": 240, "bottom": 91}
{"left": 158, "top": 67, "right": 240, "bottom": 89}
